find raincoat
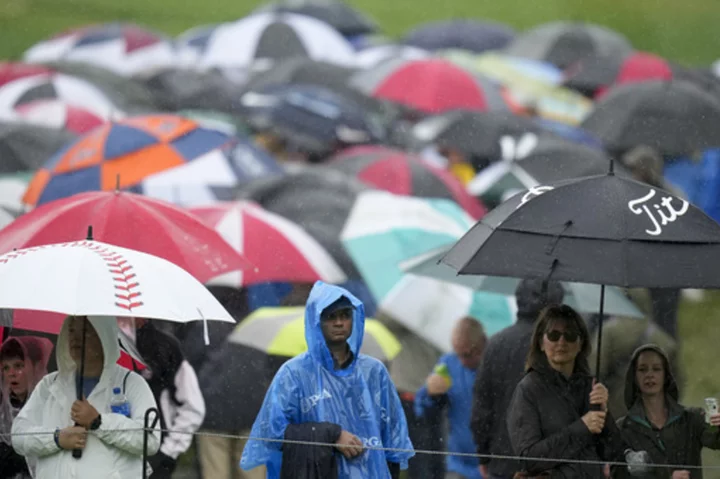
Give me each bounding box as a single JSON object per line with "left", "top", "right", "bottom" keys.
{"left": 241, "top": 281, "right": 414, "bottom": 478}
{"left": 1, "top": 336, "right": 53, "bottom": 478}
{"left": 12, "top": 316, "right": 161, "bottom": 479}
{"left": 613, "top": 344, "right": 720, "bottom": 479}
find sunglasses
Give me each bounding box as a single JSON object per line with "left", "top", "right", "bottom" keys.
{"left": 545, "top": 330, "right": 579, "bottom": 343}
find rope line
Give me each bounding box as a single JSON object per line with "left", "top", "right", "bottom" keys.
{"left": 2, "top": 427, "right": 718, "bottom": 470}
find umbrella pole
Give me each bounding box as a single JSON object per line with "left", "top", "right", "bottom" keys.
{"left": 72, "top": 317, "right": 88, "bottom": 459}
{"left": 594, "top": 284, "right": 606, "bottom": 379}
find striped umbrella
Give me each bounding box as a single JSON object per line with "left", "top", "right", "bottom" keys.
{"left": 341, "top": 190, "right": 514, "bottom": 352}
{"left": 349, "top": 58, "right": 510, "bottom": 114}
{"left": 22, "top": 114, "right": 281, "bottom": 207}
{"left": 229, "top": 306, "right": 401, "bottom": 362}
{"left": 198, "top": 13, "right": 356, "bottom": 70}
{"left": 190, "top": 201, "right": 347, "bottom": 287}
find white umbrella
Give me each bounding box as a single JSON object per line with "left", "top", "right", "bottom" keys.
{"left": 0, "top": 239, "right": 234, "bottom": 340}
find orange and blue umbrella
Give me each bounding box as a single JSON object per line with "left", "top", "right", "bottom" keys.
{"left": 23, "top": 114, "right": 281, "bottom": 207}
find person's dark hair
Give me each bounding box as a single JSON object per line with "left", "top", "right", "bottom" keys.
{"left": 525, "top": 304, "right": 591, "bottom": 372}
{"left": 0, "top": 340, "right": 24, "bottom": 362}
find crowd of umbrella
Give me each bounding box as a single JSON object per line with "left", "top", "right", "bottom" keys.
{"left": 2, "top": 0, "right": 720, "bottom": 381}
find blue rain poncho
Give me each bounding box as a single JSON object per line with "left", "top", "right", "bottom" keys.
{"left": 241, "top": 281, "right": 414, "bottom": 478}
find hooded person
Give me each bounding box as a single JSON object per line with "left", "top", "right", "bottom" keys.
{"left": 613, "top": 344, "right": 720, "bottom": 479}
{"left": 1, "top": 336, "right": 54, "bottom": 478}
{"left": 470, "top": 278, "right": 565, "bottom": 479}
{"left": 11, "top": 316, "right": 161, "bottom": 479}
{"left": 240, "top": 281, "right": 414, "bottom": 479}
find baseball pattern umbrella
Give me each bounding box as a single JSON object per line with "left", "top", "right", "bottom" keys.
{"left": 198, "top": 12, "right": 356, "bottom": 70}
{"left": 23, "top": 22, "right": 176, "bottom": 77}
{"left": 329, "top": 145, "right": 486, "bottom": 219}
{"left": 230, "top": 306, "right": 400, "bottom": 362}
{"left": 581, "top": 80, "right": 720, "bottom": 156}
{"left": 350, "top": 58, "right": 510, "bottom": 114}
{"left": 253, "top": 0, "right": 379, "bottom": 37}
{"left": 11, "top": 99, "right": 110, "bottom": 134}
{"left": 190, "top": 201, "right": 347, "bottom": 286}
{"left": 22, "top": 114, "right": 238, "bottom": 207}
{"left": 503, "top": 21, "right": 634, "bottom": 69}
{"left": 0, "top": 121, "right": 76, "bottom": 173}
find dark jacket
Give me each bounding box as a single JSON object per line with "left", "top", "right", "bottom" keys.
{"left": 507, "top": 357, "right": 626, "bottom": 478}
{"left": 281, "top": 422, "right": 342, "bottom": 479}
{"left": 471, "top": 279, "right": 565, "bottom": 476}
{"left": 613, "top": 344, "right": 720, "bottom": 479}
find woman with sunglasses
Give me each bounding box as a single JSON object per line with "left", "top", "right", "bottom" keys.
{"left": 507, "top": 304, "right": 626, "bottom": 478}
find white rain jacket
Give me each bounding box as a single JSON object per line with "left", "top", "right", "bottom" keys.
{"left": 12, "top": 316, "right": 161, "bottom": 479}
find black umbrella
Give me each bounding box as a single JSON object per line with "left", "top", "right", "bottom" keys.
{"left": 581, "top": 80, "right": 720, "bottom": 157}
{"left": 236, "top": 167, "right": 369, "bottom": 278}
{"left": 0, "top": 121, "right": 76, "bottom": 173}
{"left": 141, "top": 68, "right": 244, "bottom": 113}
{"left": 253, "top": 0, "right": 378, "bottom": 37}
{"left": 409, "top": 110, "right": 541, "bottom": 163}
{"left": 442, "top": 167, "right": 720, "bottom": 375}
{"left": 402, "top": 19, "right": 515, "bottom": 53}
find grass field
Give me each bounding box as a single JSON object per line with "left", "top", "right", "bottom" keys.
{"left": 3, "top": 0, "right": 720, "bottom": 475}
{"left": 1, "top": 0, "right": 720, "bottom": 64}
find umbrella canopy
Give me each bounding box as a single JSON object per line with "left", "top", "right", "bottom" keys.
{"left": 0, "top": 240, "right": 235, "bottom": 322}
{"left": 582, "top": 80, "right": 720, "bottom": 156}
{"left": 328, "top": 145, "right": 486, "bottom": 218}
{"left": 240, "top": 84, "right": 386, "bottom": 154}
{"left": 141, "top": 68, "right": 245, "bottom": 113}
{"left": 442, "top": 171, "right": 720, "bottom": 288}
{"left": 230, "top": 306, "right": 400, "bottom": 361}
{"left": 466, "top": 133, "right": 629, "bottom": 208}
{"left": 0, "top": 171, "right": 31, "bottom": 211}
{"left": 0, "top": 69, "right": 119, "bottom": 119}
{"left": 0, "top": 121, "right": 76, "bottom": 173}
{"left": 198, "top": 12, "right": 356, "bottom": 69}
{"left": 174, "top": 24, "right": 221, "bottom": 68}
{"left": 23, "top": 22, "right": 176, "bottom": 77}
{"left": 189, "top": 200, "right": 347, "bottom": 286}
{"left": 0, "top": 190, "right": 250, "bottom": 283}
{"left": 402, "top": 20, "right": 515, "bottom": 53}
{"left": 44, "top": 60, "right": 160, "bottom": 114}
{"left": 237, "top": 167, "right": 369, "bottom": 278}
{"left": 350, "top": 58, "right": 509, "bottom": 114}
{"left": 252, "top": 0, "right": 378, "bottom": 37}
{"left": 401, "top": 245, "right": 643, "bottom": 318}
{"left": 354, "top": 44, "right": 429, "bottom": 69}
{"left": 341, "top": 190, "right": 514, "bottom": 351}
{"left": 563, "top": 51, "right": 674, "bottom": 98}
{"left": 503, "top": 21, "right": 634, "bottom": 69}
{"left": 21, "top": 114, "right": 245, "bottom": 207}
{"left": 11, "top": 99, "right": 110, "bottom": 134}
{"left": 409, "top": 109, "right": 541, "bottom": 162}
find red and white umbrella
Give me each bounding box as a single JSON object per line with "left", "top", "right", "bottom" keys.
{"left": 190, "top": 201, "right": 347, "bottom": 287}
{"left": 12, "top": 99, "right": 111, "bottom": 134}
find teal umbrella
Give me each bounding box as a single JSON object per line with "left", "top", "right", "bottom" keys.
{"left": 400, "top": 245, "right": 644, "bottom": 318}
{"left": 341, "top": 191, "right": 514, "bottom": 352}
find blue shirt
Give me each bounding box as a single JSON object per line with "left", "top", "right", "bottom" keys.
{"left": 415, "top": 353, "right": 481, "bottom": 479}
{"left": 76, "top": 376, "right": 100, "bottom": 400}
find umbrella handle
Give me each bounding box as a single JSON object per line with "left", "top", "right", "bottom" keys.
{"left": 73, "top": 317, "right": 88, "bottom": 459}
{"left": 142, "top": 408, "right": 160, "bottom": 478}
{"left": 591, "top": 285, "right": 606, "bottom": 412}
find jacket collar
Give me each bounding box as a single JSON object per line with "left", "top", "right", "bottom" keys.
{"left": 627, "top": 395, "right": 684, "bottom": 430}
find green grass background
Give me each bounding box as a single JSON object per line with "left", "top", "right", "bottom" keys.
{"left": 2, "top": 0, "right": 720, "bottom": 475}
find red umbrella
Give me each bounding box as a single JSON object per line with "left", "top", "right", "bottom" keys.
{"left": 329, "top": 146, "right": 487, "bottom": 219}
{"left": 350, "top": 58, "right": 510, "bottom": 114}
{"left": 0, "top": 190, "right": 250, "bottom": 283}
{"left": 189, "top": 201, "right": 348, "bottom": 286}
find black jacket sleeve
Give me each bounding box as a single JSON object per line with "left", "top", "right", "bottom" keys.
{"left": 281, "top": 422, "right": 342, "bottom": 479}
{"left": 471, "top": 345, "right": 495, "bottom": 462}
{"left": 507, "top": 380, "right": 594, "bottom": 474}
{"left": 596, "top": 410, "right": 629, "bottom": 462}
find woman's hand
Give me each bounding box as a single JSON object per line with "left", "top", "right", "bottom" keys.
{"left": 58, "top": 426, "right": 87, "bottom": 450}
{"left": 335, "top": 430, "right": 363, "bottom": 459}
{"left": 581, "top": 411, "right": 606, "bottom": 434}
{"left": 71, "top": 398, "right": 99, "bottom": 429}
{"left": 671, "top": 470, "right": 690, "bottom": 479}
{"left": 589, "top": 381, "right": 609, "bottom": 412}
{"left": 709, "top": 413, "right": 720, "bottom": 427}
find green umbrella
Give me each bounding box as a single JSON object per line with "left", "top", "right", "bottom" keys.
{"left": 401, "top": 245, "right": 644, "bottom": 318}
